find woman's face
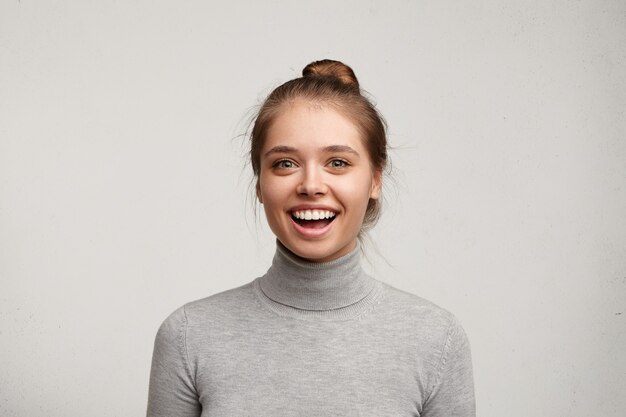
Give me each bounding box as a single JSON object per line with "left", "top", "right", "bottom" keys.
{"left": 257, "top": 99, "right": 381, "bottom": 262}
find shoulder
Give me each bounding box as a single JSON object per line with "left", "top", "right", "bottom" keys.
{"left": 156, "top": 280, "right": 259, "bottom": 336}
{"left": 376, "top": 281, "right": 470, "bottom": 351}
{"left": 184, "top": 281, "right": 258, "bottom": 319}
{"left": 379, "top": 282, "right": 458, "bottom": 324}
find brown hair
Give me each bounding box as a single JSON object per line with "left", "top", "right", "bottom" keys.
{"left": 250, "top": 59, "right": 389, "bottom": 231}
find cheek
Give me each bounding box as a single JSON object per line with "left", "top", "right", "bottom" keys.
{"left": 336, "top": 177, "right": 373, "bottom": 212}
{"left": 259, "top": 178, "right": 288, "bottom": 208}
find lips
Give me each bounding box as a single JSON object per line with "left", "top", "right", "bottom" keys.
{"left": 289, "top": 207, "right": 338, "bottom": 236}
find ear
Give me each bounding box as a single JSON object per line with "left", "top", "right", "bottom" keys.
{"left": 256, "top": 181, "right": 263, "bottom": 204}
{"left": 369, "top": 170, "right": 382, "bottom": 200}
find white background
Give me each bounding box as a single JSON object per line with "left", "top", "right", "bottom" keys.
{"left": 1, "top": 1, "right": 625, "bottom": 416}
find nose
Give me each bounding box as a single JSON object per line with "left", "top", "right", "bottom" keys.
{"left": 296, "top": 166, "right": 328, "bottom": 197}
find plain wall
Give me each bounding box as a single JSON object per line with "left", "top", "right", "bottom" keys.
{"left": 1, "top": 1, "right": 625, "bottom": 416}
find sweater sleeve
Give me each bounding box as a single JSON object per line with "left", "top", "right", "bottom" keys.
{"left": 422, "top": 317, "right": 476, "bottom": 417}
{"left": 146, "top": 306, "right": 201, "bottom": 417}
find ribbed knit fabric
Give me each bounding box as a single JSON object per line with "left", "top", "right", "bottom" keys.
{"left": 147, "top": 244, "right": 475, "bottom": 417}
{"left": 256, "top": 241, "right": 383, "bottom": 320}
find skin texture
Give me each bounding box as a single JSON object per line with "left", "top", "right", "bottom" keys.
{"left": 257, "top": 99, "right": 381, "bottom": 262}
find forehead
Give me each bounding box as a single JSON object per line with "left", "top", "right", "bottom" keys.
{"left": 262, "top": 100, "right": 366, "bottom": 153}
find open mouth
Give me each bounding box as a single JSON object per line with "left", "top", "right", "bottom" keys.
{"left": 291, "top": 209, "right": 337, "bottom": 229}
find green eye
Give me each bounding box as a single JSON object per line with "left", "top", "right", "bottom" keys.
{"left": 330, "top": 159, "right": 347, "bottom": 168}
{"left": 275, "top": 160, "right": 294, "bottom": 169}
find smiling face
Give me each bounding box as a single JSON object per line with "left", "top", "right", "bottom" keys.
{"left": 257, "top": 99, "right": 381, "bottom": 262}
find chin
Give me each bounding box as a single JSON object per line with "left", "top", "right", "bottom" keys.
{"left": 281, "top": 238, "right": 354, "bottom": 263}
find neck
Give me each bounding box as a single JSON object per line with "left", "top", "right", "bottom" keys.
{"left": 259, "top": 241, "right": 375, "bottom": 311}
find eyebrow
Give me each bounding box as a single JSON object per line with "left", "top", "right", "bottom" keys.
{"left": 323, "top": 145, "right": 360, "bottom": 157}
{"left": 264, "top": 145, "right": 297, "bottom": 158}
{"left": 263, "top": 145, "right": 360, "bottom": 158}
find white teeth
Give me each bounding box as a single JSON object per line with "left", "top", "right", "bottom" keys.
{"left": 292, "top": 209, "right": 336, "bottom": 220}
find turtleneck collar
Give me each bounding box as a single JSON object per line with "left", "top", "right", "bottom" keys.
{"left": 258, "top": 241, "right": 377, "bottom": 311}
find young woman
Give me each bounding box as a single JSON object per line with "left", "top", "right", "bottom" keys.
{"left": 147, "top": 60, "right": 475, "bottom": 417}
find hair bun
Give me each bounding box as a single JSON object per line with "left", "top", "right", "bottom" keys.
{"left": 302, "top": 59, "right": 359, "bottom": 89}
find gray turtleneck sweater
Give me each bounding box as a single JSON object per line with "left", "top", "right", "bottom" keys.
{"left": 147, "top": 244, "right": 475, "bottom": 416}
